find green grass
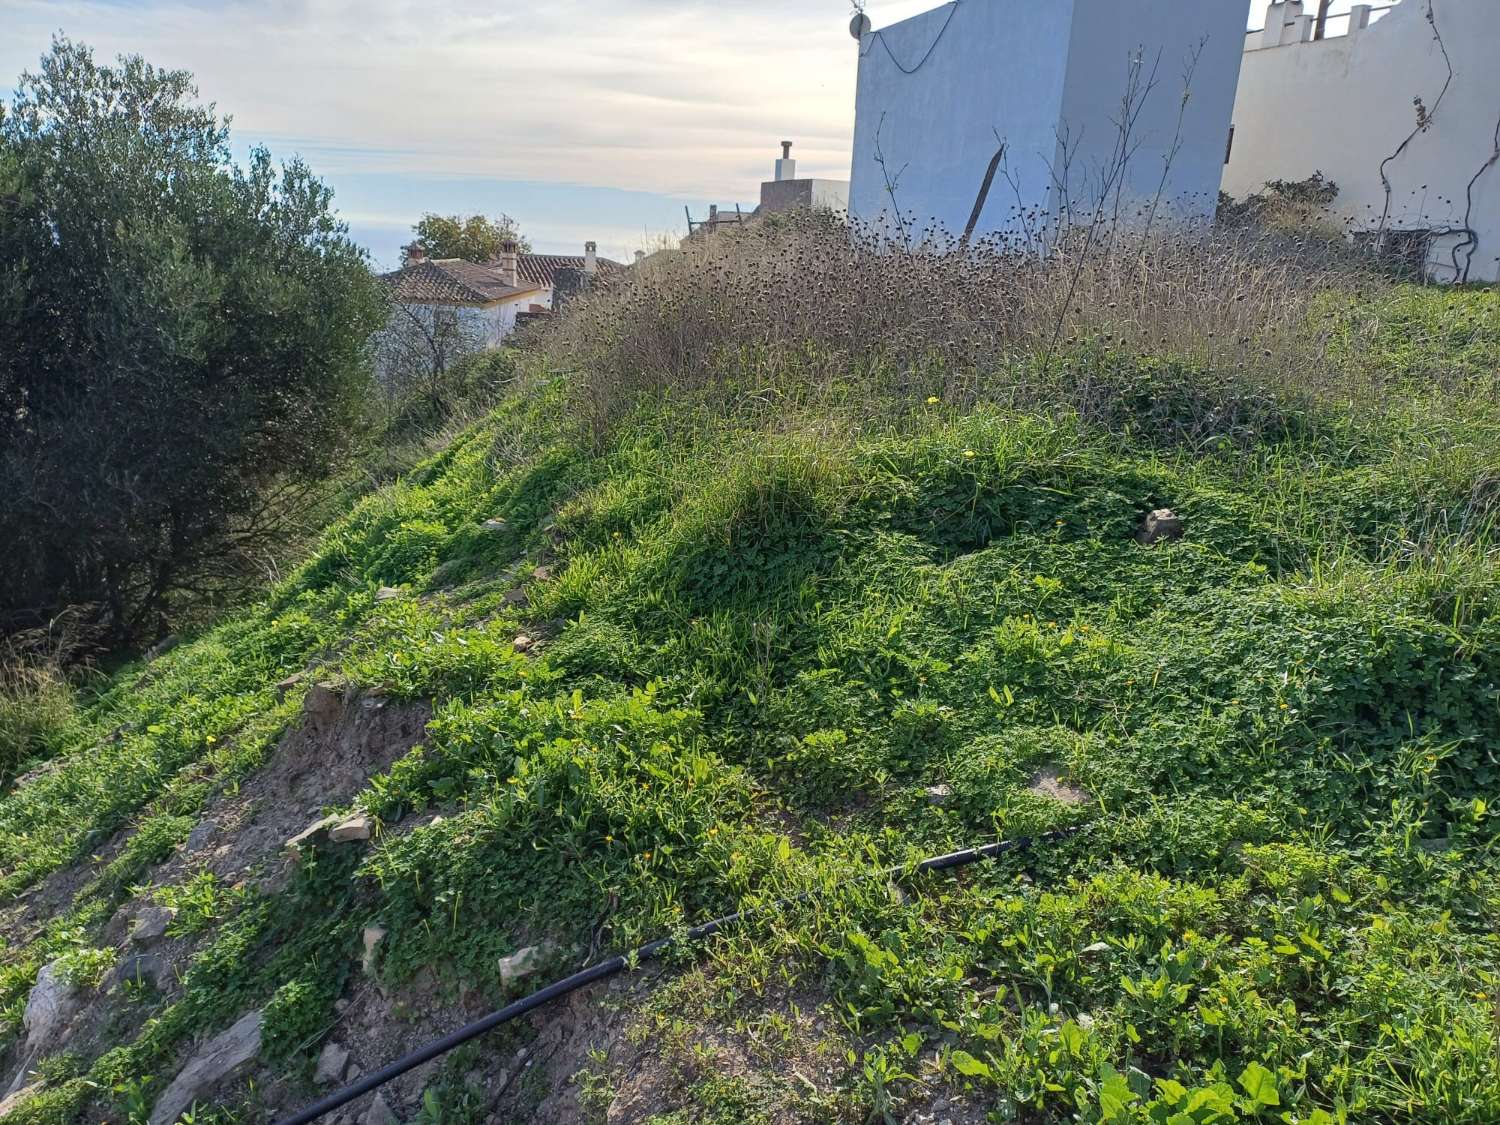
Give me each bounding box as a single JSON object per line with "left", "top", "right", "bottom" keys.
{"left": 0, "top": 288, "right": 1497, "bottom": 1123}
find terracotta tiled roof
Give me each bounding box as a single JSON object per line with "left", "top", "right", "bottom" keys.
{"left": 512, "top": 253, "right": 625, "bottom": 289}
{"left": 382, "top": 259, "right": 544, "bottom": 306}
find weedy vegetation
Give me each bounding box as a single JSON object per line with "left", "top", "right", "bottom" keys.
{"left": 0, "top": 211, "right": 1496, "bottom": 1124}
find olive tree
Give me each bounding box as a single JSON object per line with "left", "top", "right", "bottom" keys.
{"left": 0, "top": 39, "right": 387, "bottom": 642}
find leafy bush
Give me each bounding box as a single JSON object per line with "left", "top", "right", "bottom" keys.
{"left": 0, "top": 39, "right": 386, "bottom": 643}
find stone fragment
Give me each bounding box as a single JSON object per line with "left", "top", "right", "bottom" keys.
{"left": 925, "top": 783, "right": 953, "bottom": 806}
{"left": 130, "top": 906, "right": 177, "bottom": 947}
{"left": 21, "top": 961, "right": 84, "bottom": 1052}
{"left": 497, "top": 945, "right": 551, "bottom": 987}
{"left": 145, "top": 635, "right": 181, "bottom": 661}
{"left": 512, "top": 635, "right": 533, "bottom": 653}
{"left": 362, "top": 926, "right": 387, "bottom": 975}
{"left": 531, "top": 565, "right": 554, "bottom": 582}
{"left": 501, "top": 587, "right": 528, "bottom": 608}
{"left": 315, "top": 1041, "right": 350, "bottom": 1085}
{"left": 1136, "top": 508, "right": 1184, "bottom": 545}
{"left": 0, "top": 1083, "right": 42, "bottom": 1116}
{"left": 111, "top": 953, "right": 168, "bottom": 991}
{"left": 185, "top": 819, "right": 216, "bottom": 852}
{"left": 1026, "top": 765, "right": 1091, "bottom": 806}
{"left": 330, "top": 814, "right": 374, "bottom": 843}
{"left": 149, "top": 1010, "right": 263, "bottom": 1125}
{"left": 285, "top": 816, "right": 338, "bottom": 858}
{"left": 303, "top": 681, "right": 346, "bottom": 725}
{"left": 480, "top": 518, "right": 507, "bottom": 532}
{"left": 375, "top": 586, "right": 403, "bottom": 602}
{"left": 363, "top": 1092, "right": 399, "bottom": 1125}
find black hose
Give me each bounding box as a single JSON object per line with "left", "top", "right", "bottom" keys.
{"left": 274, "top": 827, "right": 1078, "bottom": 1125}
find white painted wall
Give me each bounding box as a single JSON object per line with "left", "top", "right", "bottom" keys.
{"left": 1057, "top": 1, "right": 1249, "bottom": 223}
{"left": 848, "top": 0, "right": 1250, "bottom": 241}
{"left": 1225, "top": 0, "right": 1500, "bottom": 282}
{"left": 849, "top": 0, "right": 1074, "bottom": 241}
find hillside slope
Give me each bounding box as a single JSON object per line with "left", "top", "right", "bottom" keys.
{"left": 1, "top": 287, "right": 1498, "bottom": 1124}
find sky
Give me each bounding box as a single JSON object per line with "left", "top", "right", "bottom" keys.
{"left": 0, "top": 0, "right": 1338, "bottom": 268}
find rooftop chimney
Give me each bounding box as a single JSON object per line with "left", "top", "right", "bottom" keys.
{"left": 775, "top": 140, "right": 797, "bottom": 182}
{"left": 497, "top": 240, "right": 519, "bottom": 288}
{"left": 584, "top": 240, "right": 598, "bottom": 275}
{"left": 403, "top": 241, "right": 427, "bottom": 267}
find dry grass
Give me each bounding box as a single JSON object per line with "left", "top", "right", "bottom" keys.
{"left": 0, "top": 613, "right": 93, "bottom": 783}
{"left": 541, "top": 210, "right": 1380, "bottom": 446}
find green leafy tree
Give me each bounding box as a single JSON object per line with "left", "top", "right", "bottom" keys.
{"left": 413, "top": 212, "right": 531, "bottom": 261}
{"left": 0, "top": 39, "right": 387, "bottom": 642}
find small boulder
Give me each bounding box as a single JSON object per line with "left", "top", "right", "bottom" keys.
{"left": 130, "top": 906, "right": 177, "bottom": 947}
{"left": 512, "top": 635, "right": 533, "bottom": 654}
{"left": 149, "top": 1010, "right": 263, "bottom": 1125}
{"left": 184, "top": 819, "right": 216, "bottom": 853}
{"left": 501, "top": 587, "right": 528, "bottom": 608}
{"left": 285, "top": 816, "right": 338, "bottom": 859}
{"left": 111, "top": 953, "right": 168, "bottom": 992}
{"left": 375, "top": 586, "right": 403, "bottom": 602}
{"left": 363, "top": 1093, "right": 399, "bottom": 1125}
{"left": 1136, "top": 508, "right": 1184, "bottom": 545}
{"left": 303, "top": 681, "right": 346, "bottom": 725}
{"left": 330, "top": 814, "right": 374, "bottom": 843}
{"left": 145, "top": 635, "right": 181, "bottom": 662}
{"left": 362, "top": 926, "right": 387, "bottom": 975}
{"left": 532, "top": 565, "right": 554, "bottom": 582}
{"left": 315, "top": 1041, "right": 350, "bottom": 1085}
{"left": 480, "top": 518, "right": 507, "bottom": 533}
{"left": 21, "top": 961, "right": 84, "bottom": 1052}
{"left": 497, "top": 945, "right": 551, "bottom": 987}
{"left": 925, "top": 784, "right": 954, "bottom": 806}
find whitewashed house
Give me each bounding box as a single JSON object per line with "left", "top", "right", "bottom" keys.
{"left": 847, "top": 0, "right": 1250, "bottom": 242}
{"left": 1225, "top": 0, "right": 1500, "bottom": 282}
{"left": 377, "top": 240, "right": 623, "bottom": 380}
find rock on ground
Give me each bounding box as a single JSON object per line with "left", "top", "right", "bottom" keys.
{"left": 21, "top": 960, "right": 84, "bottom": 1052}
{"left": 1136, "top": 508, "right": 1184, "bottom": 545}
{"left": 150, "top": 1010, "right": 263, "bottom": 1125}
{"left": 315, "top": 1040, "right": 350, "bottom": 1085}
{"left": 130, "top": 905, "right": 176, "bottom": 946}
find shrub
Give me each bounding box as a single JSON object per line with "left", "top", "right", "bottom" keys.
{"left": 542, "top": 209, "right": 1373, "bottom": 446}
{"left": 0, "top": 39, "right": 386, "bottom": 644}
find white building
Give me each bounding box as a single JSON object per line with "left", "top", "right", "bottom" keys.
{"left": 1225, "top": 0, "right": 1500, "bottom": 282}
{"left": 847, "top": 0, "right": 1251, "bottom": 242}
{"left": 376, "top": 241, "right": 623, "bottom": 380}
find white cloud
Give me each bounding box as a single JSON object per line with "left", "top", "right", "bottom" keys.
{"left": 0, "top": 0, "right": 925, "bottom": 198}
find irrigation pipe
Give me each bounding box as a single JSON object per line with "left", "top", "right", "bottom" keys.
{"left": 274, "top": 826, "right": 1081, "bottom": 1125}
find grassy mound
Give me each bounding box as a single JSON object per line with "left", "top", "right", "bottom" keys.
{"left": 0, "top": 284, "right": 1497, "bottom": 1124}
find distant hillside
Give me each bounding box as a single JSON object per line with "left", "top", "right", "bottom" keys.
{"left": 0, "top": 274, "right": 1497, "bottom": 1124}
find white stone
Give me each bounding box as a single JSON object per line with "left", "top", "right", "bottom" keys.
{"left": 497, "top": 945, "right": 551, "bottom": 987}
{"left": 329, "top": 814, "right": 374, "bottom": 843}
{"left": 362, "top": 926, "right": 387, "bottom": 975}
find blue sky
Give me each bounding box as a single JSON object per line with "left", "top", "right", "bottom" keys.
{"left": 2, "top": 0, "right": 1325, "bottom": 268}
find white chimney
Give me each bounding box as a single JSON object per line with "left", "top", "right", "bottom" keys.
{"left": 497, "top": 240, "right": 518, "bottom": 287}
{"left": 775, "top": 140, "right": 797, "bottom": 182}
{"left": 584, "top": 240, "right": 598, "bottom": 275}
